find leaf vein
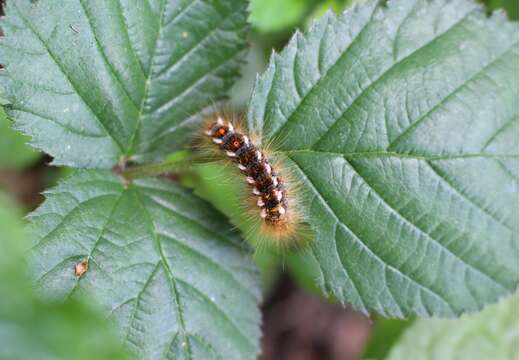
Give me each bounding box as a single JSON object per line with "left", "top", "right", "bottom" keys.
{"left": 134, "top": 190, "right": 193, "bottom": 359}
{"left": 311, "top": 8, "right": 479, "bottom": 149}
{"left": 388, "top": 38, "right": 519, "bottom": 150}
{"left": 345, "top": 157, "right": 510, "bottom": 291}
{"left": 426, "top": 160, "right": 518, "bottom": 234}
{"left": 127, "top": 0, "right": 169, "bottom": 155}
{"left": 288, "top": 155, "right": 455, "bottom": 313}
{"left": 79, "top": 0, "right": 140, "bottom": 112}
{"left": 10, "top": 3, "right": 125, "bottom": 154}
{"left": 153, "top": 0, "right": 234, "bottom": 79}
{"left": 267, "top": 3, "right": 378, "bottom": 140}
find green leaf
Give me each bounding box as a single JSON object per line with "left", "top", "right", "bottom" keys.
{"left": 503, "top": 0, "right": 519, "bottom": 19}
{"left": 0, "top": 300, "right": 134, "bottom": 360}
{"left": 0, "top": 193, "right": 132, "bottom": 360}
{"left": 361, "top": 317, "right": 411, "bottom": 360}
{"left": 248, "top": 0, "right": 310, "bottom": 32}
{"left": 0, "top": 106, "right": 39, "bottom": 169}
{"left": 0, "top": 192, "right": 25, "bottom": 269}
{"left": 248, "top": 0, "right": 519, "bottom": 317}
{"left": 0, "top": 96, "right": 10, "bottom": 106}
{"left": 387, "top": 291, "right": 519, "bottom": 359}
{"left": 27, "top": 170, "right": 262, "bottom": 359}
{"left": 485, "top": 0, "right": 519, "bottom": 20}
{"left": 0, "top": 0, "right": 248, "bottom": 168}
{"left": 308, "top": 0, "right": 355, "bottom": 22}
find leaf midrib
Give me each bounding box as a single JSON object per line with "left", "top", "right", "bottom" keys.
{"left": 67, "top": 194, "right": 124, "bottom": 301}
{"left": 127, "top": 0, "right": 169, "bottom": 157}
{"left": 134, "top": 188, "right": 257, "bottom": 357}
{"left": 385, "top": 38, "right": 519, "bottom": 150}
{"left": 311, "top": 7, "right": 478, "bottom": 150}
{"left": 127, "top": 0, "right": 245, "bottom": 156}
{"left": 286, "top": 148, "right": 519, "bottom": 235}
{"left": 288, "top": 155, "right": 456, "bottom": 316}
{"left": 262, "top": 3, "right": 379, "bottom": 140}
{"left": 269, "top": 4, "right": 477, "bottom": 145}
{"left": 78, "top": 0, "right": 140, "bottom": 111}
{"left": 283, "top": 149, "right": 519, "bottom": 160}
{"left": 344, "top": 156, "right": 511, "bottom": 290}
{"left": 134, "top": 188, "right": 193, "bottom": 359}
{"left": 287, "top": 151, "right": 512, "bottom": 309}
{"left": 149, "top": 6, "right": 247, "bottom": 114}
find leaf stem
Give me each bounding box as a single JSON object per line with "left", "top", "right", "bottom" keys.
{"left": 122, "top": 161, "right": 183, "bottom": 180}
{"left": 119, "top": 151, "right": 195, "bottom": 180}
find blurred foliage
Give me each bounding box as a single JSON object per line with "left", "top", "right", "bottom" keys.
{"left": 484, "top": 0, "right": 519, "bottom": 19}
{"left": 307, "top": 0, "right": 354, "bottom": 25}
{"left": 0, "top": 193, "right": 25, "bottom": 269}
{"left": 229, "top": 42, "right": 268, "bottom": 109}
{"left": 248, "top": 0, "right": 312, "bottom": 32}
{"left": 0, "top": 193, "right": 133, "bottom": 360}
{"left": 0, "top": 106, "right": 39, "bottom": 169}
{"left": 361, "top": 317, "right": 411, "bottom": 360}
{"left": 249, "top": 0, "right": 519, "bottom": 34}
{"left": 387, "top": 291, "right": 519, "bottom": 359}
{"left": 248, "top": 0, "right": 354, "bottom": 33}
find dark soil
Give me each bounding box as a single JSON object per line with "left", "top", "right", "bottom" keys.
{"left": 260, "top": 275, "right": 371, "bottom": 360}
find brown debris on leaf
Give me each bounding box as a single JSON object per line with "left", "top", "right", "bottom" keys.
{"left": 74, "top": 259, "right": 89, "bottom": 278}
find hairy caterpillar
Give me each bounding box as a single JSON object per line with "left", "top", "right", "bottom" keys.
{"left": 200, "top": 113, "right": 308, "bottom": 250}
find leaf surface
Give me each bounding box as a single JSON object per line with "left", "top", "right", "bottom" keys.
{"left": 248, "top": 0, "right": 519, "bottom": 317}
{"left": 387, "top": 291, "right": 519, "bottom": 359}
{"left": 28, "top": 170, "right": 262, "bottom": 359}
{"left": 0, "top": 0, "right": 248, "bottom": 168}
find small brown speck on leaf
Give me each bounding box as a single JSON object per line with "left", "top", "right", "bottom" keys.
{"left": 74, "top": 259, "right": 89, "bottom": 278}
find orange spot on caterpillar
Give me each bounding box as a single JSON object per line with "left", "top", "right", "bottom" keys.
{"left": 199, "top": 113, "right": 310, "bottom": 251}
{"left": 74, "top": 259, "right": 89, "bottom": 278}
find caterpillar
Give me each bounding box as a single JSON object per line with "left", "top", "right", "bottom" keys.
{"left": 201, "top": 114, "right": 307, "bottom": 250}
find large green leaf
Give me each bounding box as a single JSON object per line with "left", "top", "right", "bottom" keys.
{"left": 0, "top": 193, "right": 132, "bottom": 360}
{"left": 0, "top": 106, "right": 39, "bottom": 169}
{"left": 0, "top": 0, "right": 248, "bottom": 168}
{"left": 387, "top": 291, "right": 519, "bottom": 359}
{"left": 248, "top": 0, "right": 519, "bottom": 317}
{"left": 27, "top": 170, "right": 261, "bottom": 359}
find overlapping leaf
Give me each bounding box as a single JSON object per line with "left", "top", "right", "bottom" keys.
{"left": 0, "top": 0, "right": 248, "bottom": 168}
{"left": 27, "top": 170, "right": 262, "bottom": 360}
{"left": 387, "top": 291, "right": 519, "bottom": 359}
{"left": 248, "top": 0, "right": 519, "bottom": 317}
